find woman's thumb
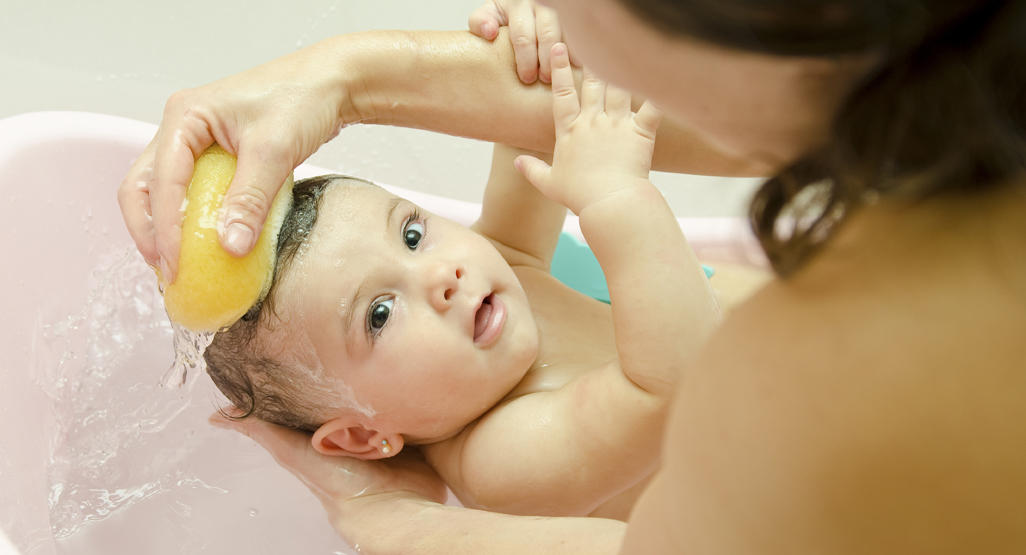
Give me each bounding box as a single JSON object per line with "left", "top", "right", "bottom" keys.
{"left": 219, "top": 157, "right": 291, "bottom": 257}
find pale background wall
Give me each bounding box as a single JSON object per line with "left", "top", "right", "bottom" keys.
{"left": 0, "top": 0, "right": 761, "bottom": 217}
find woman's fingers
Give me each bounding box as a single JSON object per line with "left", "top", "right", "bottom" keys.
{"left": 548, "top": 43, "right": 580, "bottom": 131}
{"left": 210, "top": 411, "right": 447, "bottom": 507}
{"left": 507, "top": 1, "right": 539, "bottom": 83}
{"left": 150, "top": 120, "right": 213, "bottom": 284}
{"left": 210, "top": 411, "right": 315, "bottom": 475}
{"left": 534, "top": 5, "right": 562, "bottom": 84}
{"left": 118, "top": 139, "right": 160, "bottom": 266}
{"left": 469, "top": 1, "right": 572, "bottom": 84}
{"left": 468, "top": 1, "right": 505, "bottom": 40}
{"left": 218, "top": 137, "right": 294, "bottom": 256}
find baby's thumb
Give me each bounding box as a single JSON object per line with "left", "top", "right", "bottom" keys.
{"left": 514, "top": 155, "right": 553, "bottom": 196}
{"left": 219, "top": 157, "right": 291, "bottom": 257}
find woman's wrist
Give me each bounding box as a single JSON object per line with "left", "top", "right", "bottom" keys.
{"left": 334, "top": 492, "right": 440, "bottom": 552}
{"left": 326, "top": 31, "right": 427, "bottom": 129}
{"left": 325, "top": 29, "right": 564, "bottom": 150}
{"left": 337, "top": 492, "right": 628, "bottom": 555}
{"left": 311, "top": 32, "right": 390, "bottom": 129}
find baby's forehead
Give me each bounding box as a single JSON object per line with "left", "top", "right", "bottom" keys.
{"left": 320, "top": 176, "right": 390, "bottom": 206}
{"left": 269, "top": 178, "right": 391, "bottom": 320}
{"left": 310, "top": 178, "right": 397, "bottom": 236}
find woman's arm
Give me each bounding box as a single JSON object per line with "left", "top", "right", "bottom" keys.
{"left": 345, "top": 29, "right": 763, "bottom": 176}
{"left": 120, "top": 29, "right": 763, "bottom": 282}
{"left": 343, "top": 495, "right": 625, "bottom": 555}
{"left": 211, "top": 412, "right": 626, "bottom": 555}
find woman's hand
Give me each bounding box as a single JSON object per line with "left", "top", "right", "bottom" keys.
{"left": 118, "top": 42, "right": 356, "bottom": 283}
{"left": 468, "top": 0, "right": 573, "bottom": 84}
{"left": 209, "top": 412, "right": 448, "bottom": 542}
{"left": 515, "top": 44, "right": 662, "bottom": 216}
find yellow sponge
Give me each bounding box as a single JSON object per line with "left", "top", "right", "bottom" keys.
{"left": 159, "top": 145, "right": 293, "bottom": 332}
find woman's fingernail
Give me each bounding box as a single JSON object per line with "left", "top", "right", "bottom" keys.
{"left": 224, "top": 222, "right": 255, "bottom": 254}
{"left": 552, "top": 43, "right": 567, "bottom": 57}
{"left": 159, "top": 256, "right": 173, "bottom": 284}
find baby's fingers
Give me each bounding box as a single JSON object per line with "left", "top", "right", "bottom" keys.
{"left": 604, "top": 83, "right": 632, "bottom": 117}
{"left": 635, "top": 101, "right": 663, "bottom": 139}
{"left": 580, "top": 66, "right": 605, "bottom": 114}
{"left": 514, "top": 154, "right": 556, "bottom": 199}
{"left": 548, "top": 43, "right": 579, "bottom": 131}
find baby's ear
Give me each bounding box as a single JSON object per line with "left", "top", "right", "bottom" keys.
{"left": 311, "top": 418, "right": 404, "bottom": 460}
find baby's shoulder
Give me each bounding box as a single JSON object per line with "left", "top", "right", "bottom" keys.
{"left": 421, "top": 360, "right": 663, "bottom": 516}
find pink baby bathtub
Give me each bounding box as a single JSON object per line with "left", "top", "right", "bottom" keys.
{"left": 0, "top": 111, "right": 761, "bottom": 554}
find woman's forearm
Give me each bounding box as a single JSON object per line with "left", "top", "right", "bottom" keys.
{"left": 329, "top": 29, "right": 765, "bottom": 177}
{"left": 341, "top": 495, "right": 626, "bottom": 555}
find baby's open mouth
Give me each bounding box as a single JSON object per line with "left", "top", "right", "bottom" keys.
{"left": 472, "top": 292, "right": 506, "bottom": 347}
{"left": 473, "top": 294, "right": 495, "bottom": 341}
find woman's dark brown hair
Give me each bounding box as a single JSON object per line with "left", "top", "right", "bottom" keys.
{"left": 619, "top": 0, "right": 1026, "bottom": 274}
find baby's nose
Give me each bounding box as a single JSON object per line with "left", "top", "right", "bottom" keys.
{"left": 427, "top": 263, "right": 464, "bottom": 312}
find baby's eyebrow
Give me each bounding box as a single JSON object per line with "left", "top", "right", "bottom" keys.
{"left": 342, "top": 282, "right": 364, "bottom": 338}
{"left": 339, "top": 196, "right": 403, "bottom": 339}
{"left": 386, "top": 196, "right": 402, "bottom": 225}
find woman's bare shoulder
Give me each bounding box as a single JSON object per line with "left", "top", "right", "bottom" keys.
{"left": 644, "top": 196, "right": 1026, "bottom": 553}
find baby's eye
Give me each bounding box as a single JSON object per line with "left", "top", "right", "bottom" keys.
{"left": 367, "top": 297, "right": 394, "bottom": 335}
{"left": 403, "top": 215, "right": 425, "bottom": 250}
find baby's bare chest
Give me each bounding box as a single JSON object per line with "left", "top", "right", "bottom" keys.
{"left": 505, "top": 268, "right": 618, "bottom": 398}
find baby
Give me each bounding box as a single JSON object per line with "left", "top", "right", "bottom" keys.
{"left": 205, "top": 56, "right": 722, "bottom": 519}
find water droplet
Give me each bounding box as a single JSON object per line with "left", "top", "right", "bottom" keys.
{"left": 248, "top": 508, "right": 259, "bottom": 517}
{"left": 160, "top": 322, "right": 214, "bottom": 389}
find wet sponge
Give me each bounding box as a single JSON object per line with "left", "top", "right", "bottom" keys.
{"left": 159, "top": 145, "right": 293, "bottom": 332}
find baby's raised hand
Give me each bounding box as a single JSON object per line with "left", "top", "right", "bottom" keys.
{"left": 515, "top": 43, "right": 662, "bottom": 216}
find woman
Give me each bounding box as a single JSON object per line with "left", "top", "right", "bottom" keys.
{"left": 122, "top": 0, "right": 1026, "bottom": 552}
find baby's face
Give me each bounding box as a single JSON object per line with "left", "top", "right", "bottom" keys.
{"left": 271, "top": 180, "right": 539, "bottom": 442}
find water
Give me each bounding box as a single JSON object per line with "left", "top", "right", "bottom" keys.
{"left": 24, "top": 246, "right": 354, "bottom": 554}
{"left": 160, "top": 322, "right": 215, "bottom": 390}
{"left": 34, "top": 248, "right": 203, "bottom": 539}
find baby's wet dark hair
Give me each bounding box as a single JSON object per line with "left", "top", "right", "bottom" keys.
{"left": 204, "top": 175, "right": 367, "bottom": 432}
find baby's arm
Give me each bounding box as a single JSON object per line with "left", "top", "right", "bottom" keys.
{"left": 471, "top": 143, "right": 567, "bottom": 268}
{"left": 425, "top": 48, "right": 720, "bottom": 517}
{"left": 518, "top": 45, "right": 720, "bottom": 397}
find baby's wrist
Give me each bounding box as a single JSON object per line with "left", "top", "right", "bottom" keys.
{"left": 576, "top": 178, "right": 663, "bottom": 222}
